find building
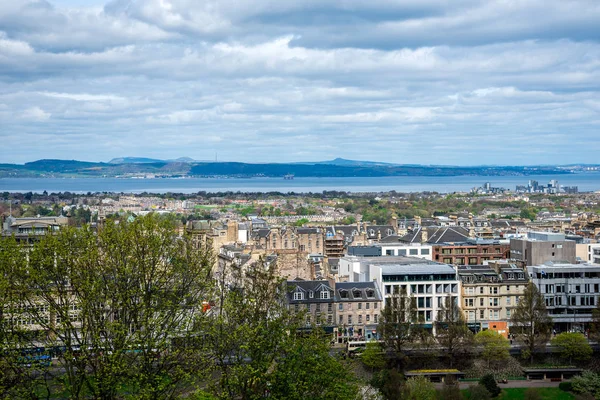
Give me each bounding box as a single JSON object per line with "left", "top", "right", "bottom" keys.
{"left": 2, "top": 215, "right": 69, "bottom": 239}
{"left": 334, "top": 281, "right": 383, "bottom": 342}
{"left": 433, "top": 239, "right": 510, "bottom": 266}
{"left": 286, "top": 279, "right": 336, "bottom": 330}
{"left": 458, "top": 262, "right": 528, "bottom": 333}
{"left": 576, "top": 242, "right": 600, "bottom": 264}
{"left": 528, "top": 263, "right": 600, "bottom": 332}
{"left": 510, "top": 232, "right": 577, "bottom": 266}
{"left": 338, "top": 255, "right": 459, "bottom": 333}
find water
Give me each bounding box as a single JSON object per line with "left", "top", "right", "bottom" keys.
{"left": 1, "top": 173, "right": 600, "bottom": 194}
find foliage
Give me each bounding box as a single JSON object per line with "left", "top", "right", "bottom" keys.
{"left": 403, "top": 375, "right": 437, "bottom": 400}
{"left": 590, "top": 301, "right": 600, "bottom": 343}
{"left": 479, "top": 374, "right": 501, "bottom": 398}
{"left": 377, "top": 287, "right": 417, "bottom": 369}
{"left": 205, "top": 259, "right": 358, "bottom": 400}
{"left": 2, "top": 214, "right": 215, "bottom": 399}
{"left": 361, "top": 341, "right": 386, "bottom": 371}
{"left": 436, "top": 296, "right": 473, "bottom": 368}
{"left": 464, "top": 357, "right": 523, "bottom": 381}
{"left": 551, "top": 332, "right": 593, "bottom": 363}
{"left": 370, "top": 368, "right": 403, "bottom": 400}
{"left": 571, "top": 370, "right": 600, "bottom": 399}
{"left": 558, "top": 381, "right": 573, "bottom": 392}
{"left": 439, "top": 376, "right": 463, "bottom": 400}
{"left": 467, "top": 384, "right": 492, "bottom": 400}
{"left": 474, "top": 330, "right": 510, "bottom": 368}
{"left": 294, "top": 218, "right": 310, "bottom": 227}
{"left": 510, "top": 282, "right": 552, "bottom": 363}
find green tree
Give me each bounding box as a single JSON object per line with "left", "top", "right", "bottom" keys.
{"left": 436, "top": 296, "right": 473, "bottom": 368}
{"left": 206, "top": 259, "right": 358, "bottom": 399}
{"left": 479, "top": 374, "right": 501, "bottom": 397}
{"left": 378, "top": 286, "right": 417, "bottom": 369}
{"left": 510, "top": 282, "right": 552, "bottom": 363}
{"left": 551, "top": 332, "right": 593, "bottom": 364}
{"left": 474, "top": 330, "right": 510, "bottom": 368}
{"left": 468, "top": 384, "right": 492, "bottom": 400}
{"left": 361, "top": 341, "right": 386, "bottom": 372}
{"left": 5, "top": 214, "right": 214, "bottom": 399}
{"left": 403, "top": 375, "right": 436, "bottom": 400}
{"left": 571, "top": 371, "right": 600, "bottom": 399}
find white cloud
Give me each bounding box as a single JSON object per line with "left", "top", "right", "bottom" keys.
{"left": 20, "top": 106, "right": 51, "bottom": 121}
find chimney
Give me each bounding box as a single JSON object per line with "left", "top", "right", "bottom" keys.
{"left": 414, "top": 215, "right": 422, "bottom": 227}
{"left": 421, "top": 227, "right": 428, "bottom": 243}
{"left": 391, "top": 216, "right": 398, "bottom": 233}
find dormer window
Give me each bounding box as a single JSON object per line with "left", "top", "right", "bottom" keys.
{"left": 320, "top": 290, "right": 330, "bottom": 299}
{"left": 339, "top": 290, "right": 348, "bottom": 299}
{"left": 353, "top": 290, "right": 362, "bottom": 298}
{"left": 366, "top": 289, "right": 375, "bottom": 298}
{"left": 293, "top": 292, "right": 304, "bottom": 301}
{"left": 369, "top": 229, "right": 375, "bottom": 236}
{"left": 309, "top": 290, "right": 314, "bottom": 298}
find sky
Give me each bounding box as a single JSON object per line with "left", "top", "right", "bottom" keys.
{"left": 0, "top": 0, "right": 599, "bottom": 165}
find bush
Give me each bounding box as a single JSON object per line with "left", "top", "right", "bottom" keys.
{"left": 558, "top": 381, "right": 573, "bottom": 392}
{"left": 479, "top": 374, "right": 501, "bottom": 398}
{"left": 468, "top": 384, "right": 491, "bottom": 400}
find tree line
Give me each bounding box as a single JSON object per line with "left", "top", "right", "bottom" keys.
{"left": 0, "top": 215, "right": 358, "bottom": 399}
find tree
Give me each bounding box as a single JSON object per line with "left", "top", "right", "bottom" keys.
{"left": 206, "top": 258, "right": 358, "bottom": 400}
{"left": 571, "top": 371, "right": 600, "bottom": 399}
{"left": 436, "top": 296, "right": 473, "bottom": 368}
{"left": 377, "top": 286, "right": 417, "bottom": 369}
{"left": 474, "top": 330, "right": 510, "bottom": 368}
{"left": 439, "top": 375, "right": 463, "bottom": 400}
{"left": 5, "top": 214, "right": 215, "bottom": 399}
{"left": 479, "top": 374, "right": 501, "bottom": 397}
{"left": 361, "top": 341, "right": 386, "bottom": 372}
{"left": 403, "top": 375, "right": 437, "bottom": 400}
{"left": 468, "top": 384, "right": 492, "bottom": 400}
{"left": 551, "top": 332, "right": 593, "bottom": 364}
{"left": 510, "top": 282, "right": 552, "bottom": 363}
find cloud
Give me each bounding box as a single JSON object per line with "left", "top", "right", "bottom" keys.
{"left": 0, "top": 0, "right": 598, "bottom": 165}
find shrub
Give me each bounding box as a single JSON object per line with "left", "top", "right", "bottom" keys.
{"left": 558, "top": 381, "right": 573, "bottom": 392}
{"left": 479, "top": 374, "right": 501, "bottom": 398}
{"left": 524, "top": 388, "right": 540, "bottom": 400}
{"left": 468, "top": 384, "right": 491, "bottom": 400}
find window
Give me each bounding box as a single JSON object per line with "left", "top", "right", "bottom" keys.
{"left": 358, "top": 315, "right": 363, "bottom": 323}
{"left": 340, "top": 290, "right": 348, "bottom": 298}
{"left": 320, "top": 290, "right": 330, "bottom": 299}
{"left": 293, "top": 292, "right": 303, "bottom": 301}
{"left": 374, "top": 315, "right": 378, "bottom": 323}
{"left": 339, "top": 315, "right": 343, "bottom": 324}
{"left": 465, "top": 299, "right": 474, "bottom": 307}
{"left": 489, "top": 298, "right": 499, "bottom": 307}
{"left": 480, "top": 298, "right": 484, "bottom": 306}
{"left": 480, "top": 310, "right": 485, "bottom": 319}
{"left": 506, "top": 309, "right": 511, "bottom": 318}
{"left": 316, "top": 303, "right": 321, "bottom": 312}
{"left": 366, "top": 315, "right": 370, "bottom": 322}
{"left": 308, "top": 290, "right": 314, "bottom": 298}
{"left": 491, "top": 287, "right": 498, "bottom": 295}
{"left": 386, "top": 250, "right": 393, "bottom": 256}
{"left": 353, "top": 290, "right": 362, "bottom": 298}
{"left": 338, "top": 304, "right": 343, "bottom": 310}
{"left": 409, "top": 249, "right": 418, "bottom": 256}
{"left": 374, "top": 303, "right": 378, "bottom": 309}
{"left": 506, "top": 297, "right": 511, "bottom": 306}
{"left": 358, "top": 303, "right": 362, "bottom": 310}
{"left": 366, "top": 303, "right": 370, "bottom": 310}
{"left": 328, "top": 304, "right": 333, "bottom": 313}
{"left": 366, "top": 290, "right": 375, "bottom": 298}
{"left": 398, "top": 249, "right": 407, "bottom": 256}
{"left": 480, "top": 287, "right": 485, "bottom": 294}
{"left": 421, "top": 249, "right": 430, "bottom": 255}
{"left": 348, "top": 315, "right": 353, "bottom": 324}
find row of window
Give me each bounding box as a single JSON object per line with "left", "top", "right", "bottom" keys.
{"left": 543, "top": 283, "right": 600, "bottom": 294}
{"left": 464, "top": 297, "right": 513, "bottom": 308}
{"left": 293, "top": 302, "right": 380, "bottom": 312}
{"left": 385, "top": 248, "right": 430, "bottom": 256}
{"left": 384, "top": 283, "right": 458, "bottom": 295}
{"left": 464, "top": 285, "right": 522, "bottom": 295}
{"left": 545, "top": 295, "right": 597, "bottom": 307}
{"left": 465, "top": 309, "right": 504, "bottom": 321}
{"left": 441, "top": 248, "right": 503, "bottom": 255}
{"left": 338, "top": 314, "right": 378, "bottom": 325}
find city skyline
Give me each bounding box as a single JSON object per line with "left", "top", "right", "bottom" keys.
{"left": 1, "top": 0, "right": 599, "bottom": 165}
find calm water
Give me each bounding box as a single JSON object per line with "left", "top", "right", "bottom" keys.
{"left": 1, "top": 174, "right": 600, "bottom": 194}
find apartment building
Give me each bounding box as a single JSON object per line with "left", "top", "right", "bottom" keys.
{"left": 287, "top": 279, "right": 335, "bottom": 329}
{"left": 458, "top": 262, "right": 528, "bottom": 332}
{"left": 334, "top": 281, "right": 383, "bottom": 342}
{"left": 433, "top": 239, "right": 510, "bottom": 266}
{"left": 528, "top": 263, "right": 600, "bottom": 332}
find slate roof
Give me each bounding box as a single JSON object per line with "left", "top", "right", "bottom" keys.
{"left": 335, "top": 281, "right": 382, "bottom": 302}
{"left": 286, "top": 279, "right": 334, "bottom": 303}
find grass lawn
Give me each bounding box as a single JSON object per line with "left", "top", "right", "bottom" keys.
{"left": 463, "top": 387, "right": 574, "bottom": 400}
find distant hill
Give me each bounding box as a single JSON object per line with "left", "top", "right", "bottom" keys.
{"left": 109, "top": 157, "right": 198, "bottom": 164}
{"left": 108, "top": 157, "right": 164, "bottom": 164}
{"left": 0, "top": 158, "right": 576, "bottom": 178}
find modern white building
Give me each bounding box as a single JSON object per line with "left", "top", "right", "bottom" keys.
{"left": 528, "top": 263, "right": 600, "bottom": 332}
{"left": 576, "top": 242, "right": 600, "bottom": 264}
{"left": 338, "top": 255, "right": 459, "bottom": 332}
{"left": 378, "top": 243, "right": 433, "bottom": 260}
